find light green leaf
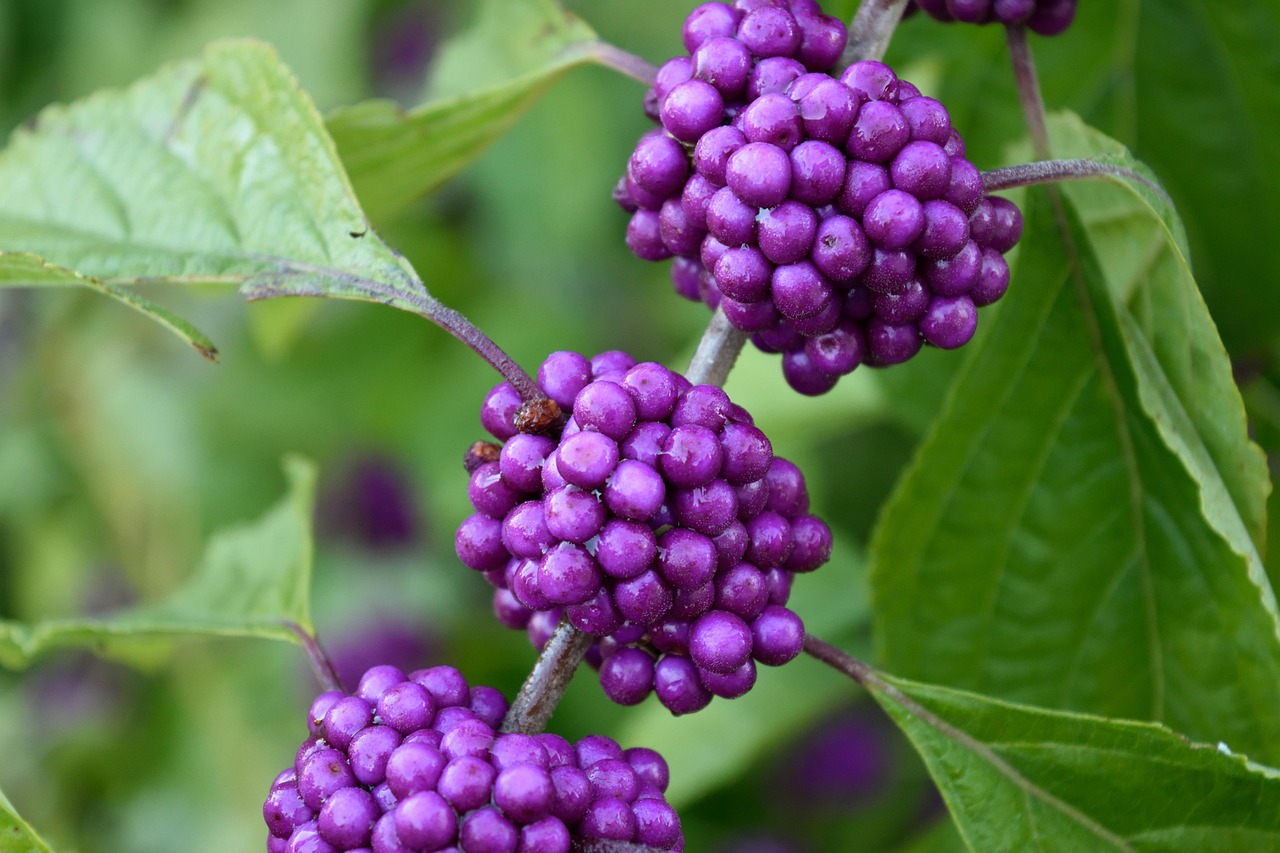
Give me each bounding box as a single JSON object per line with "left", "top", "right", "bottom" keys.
{"left": 0, "top": 38, "right": 431, "bottom": 321}
{"left": 0, "top": 455, "right": 316, "bottom": 669}
{"left": 327, "top": 0, "right": 600, "bottom": 223}
{"left": 870, "top": 164, "right": 1280, "bottom": 762}
{"left": 0, "top": 251, "right": 218, "bottom": 359}
{"left": 0, "top": 787, "right": 54, "bottom": 853}
{"left": 862, "top": 669, "right": 1280, "bottom": 852}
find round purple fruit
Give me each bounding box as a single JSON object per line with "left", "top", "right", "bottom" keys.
{"left": 456, "top": 351, "right": 831, "bottom": 714}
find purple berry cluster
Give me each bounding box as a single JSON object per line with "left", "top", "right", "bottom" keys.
{"left": 264, "top": 664, "right": 683, "bottom": 852}
{"left": 455, "top": 350, "right": 831, "bottom": 715}
{"left": 616, "top": 1, "right": 1023, "bottom": 395}
{"left": 904, "top": 0, "right": 1076, "bottom": 36}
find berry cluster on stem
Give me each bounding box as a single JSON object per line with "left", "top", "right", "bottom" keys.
{"left": 458, "top": 350, "right": 830, "bottom": 716}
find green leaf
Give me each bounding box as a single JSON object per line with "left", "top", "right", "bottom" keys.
{"left": 870, "top": 148, "right": 1280, "bottom": 762}
{"left": 0, "top": 455, "right": 317, "bottom": 669}
{"left": 0, "top": 251, "right": 218, "bottom": 360}
{"left": 327, "top": 0, "right": 600, "bottom": 223}
{"left": 862, "top": 669, "right": 1280, "bottom": 852}
{"left": 0, "top": 38, "right": 430, "bottom": 319}
{"left": 1039, "top": 113, "right": 1271, "bottom": 554}
{"left": 0, "top": 787, "right": 54, "bottom": 853}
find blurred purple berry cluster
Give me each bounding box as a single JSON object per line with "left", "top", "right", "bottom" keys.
{"left": 455, "top": 350, "right": 831, "bottom": 715}
{"left": 616, "top": 0, "right": 1023, "bottom": 394}
{"left": 903, "top": 0, "right": 1076, "bottom": 36}
{"left": 266, "top": 665, "right": 683, "bottom": 851}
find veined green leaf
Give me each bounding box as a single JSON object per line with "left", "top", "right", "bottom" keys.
{"left": 328, "top": 0, "right": 601, "bottom": 223}
{"left": 0, "top": 455, "right": 316, "bottom": 669}
{"left": 860, "top": 667, "right": 1280, "bottom": 852}
{"left": 871, "top": 154, "right": 1280, "bottom": 762}
{"left": 0, "top": 38, "right": 432, "bottom": 344}
{"left": 0, "top": 251, "right": 218, "bottom": 359}
{"left": 1041, "top": 112, "right": 1270, "bottom": 554}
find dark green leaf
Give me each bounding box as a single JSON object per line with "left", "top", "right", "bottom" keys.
{"left": 1126, "top": 1, "right": 1280, "bottom": 352}
{"left": 863, "top": 669, "right": 1280, "bottom": 852}
{"left": 0, "top": 788, "right": 54, "bottom": 853}
{"left": 328, "top": 0, "right": 600, "bottom": 223}
{"left": 1040, "top": 112, "right": 1269, "bottom": 555}
{"left": 0, "top": 39, "right": 429, "bottom": 317}
{"left": 0, "top": 455, "right": 316, "bottom": 668}
{"left": 871, "top": 149, "right": 1280, "bottom": 762}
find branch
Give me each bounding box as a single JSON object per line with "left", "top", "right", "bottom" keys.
{"left": 686, "top": 306, "right": 748, "bottom": 386}
{"left": 286, "top": 621, "right": 344, "bottom": 693}
{"left": 588, "top": 41, "right": 659, "bottom": 86}
{"left": 1005, "top": 23, "right": 1051, "bottom": 161}
{"left": 981, "top": 159, "right": 1173, "bottom": 205}
{"left": 500, "top": 617, "right": 595, "bottom": 734}
{"left": 416, "top": 293, "right": 545, "bottom": 403}
{"left": 574, "top": 840, "right": 667, "bottom": 853}
{"left": 841, "top": 0, "right": 912, "bottom": 68}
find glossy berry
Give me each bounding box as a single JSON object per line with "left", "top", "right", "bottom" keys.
{"left": 264, "top": 666, "right": 683, "bottom": 851}
{"left": 616, "top": 5, "right": 1024, "bottom": 395}
{"left": 459, "top": 350, "right": 832, "bottom": 714}
{"left": 904, "top": 0, "right": 1077, "bottom": 36}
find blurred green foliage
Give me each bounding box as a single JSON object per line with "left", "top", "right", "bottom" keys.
{"left": 0, "top": 1, "right": 1276, "bottom": 851}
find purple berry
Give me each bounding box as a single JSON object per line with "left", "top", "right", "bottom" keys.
{"left": 714, "top": 245, "right": 773, "bottom": 303}
{"left": 840, "top": 60, "right": 899, "bottom": 101}
{"left": 629, "top": 133, "right": 690, "bottom": 200}
{"left": 901, "top": 96, "right": 952, "bottom": 144}
{"left": 781, "top": 348, "right": 839, "bottom": 396}
{"left": 863, "top": 189, "right": 926, "bottom": 250}
{"left": 866, "top": 317, "right": 924, "bottom": 365}
{"left": 758, "top": 200, "right": 818, "bottom": 265}
{"left": 459, "top": 806, "right": 518, "bottom": 853}
{"left": 538, "top": 542, "right": 602, "bottom": 606}
{"left": 317, "top": 787, "right": 377, "bottom": 848}
{"left": 601, "top": 647, "right": 657, "bottom": 706}
{"left": 747, "top": 55, "right": 808, "bottom": 99}
{"left": 690, "top": 610, "right": 754, "bottom": 674}
{"left": 874, "top": 276, "right": 931, "bottom": 323}
{"left": 660, "top": 425, "right": 723, "bottom": 488}
{"left": 726, "top": 142, "right": 792, "bottom": 208}
{"left": 740, "top": 92, "right": 804, "bottom": 150}
{"left": 771, "top": 261, "right": 834, "bottom": 321}
{"left": 694, "top": 36, "right": 753, "bottom": 99}
{"left": 698, "top": 658, "right": 759, "bottom": 698}
{"left": 661, "top": 78, "right": 725, "bottom": 142}
{"left": 970, "top": 247, "right": 1011, "bottom": 306}
{"left": 890, "top": 140, "right": 952, "bottom": 200}
{"left": 555, "top": 431, "right": 619, "bottom": 490}
{"left": 790, "top": 75, "right": 858, "bottom": 144}
{"left": 751, "top": 605, "right": 805, "bottom": 665}
{"left": 683, "top": 3, "right": 742, "bottom": 53}
{"left": 737, "top": 6, "right": 802, "bottom": 58}
{"left": 264, "top": 783, "right": 313, "bottom": 838}
{"left": 654, "top": 655, "right": 714, "bottom": 715}
{"left": 544, "top": 487, "right": 606, "bottom": 543}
